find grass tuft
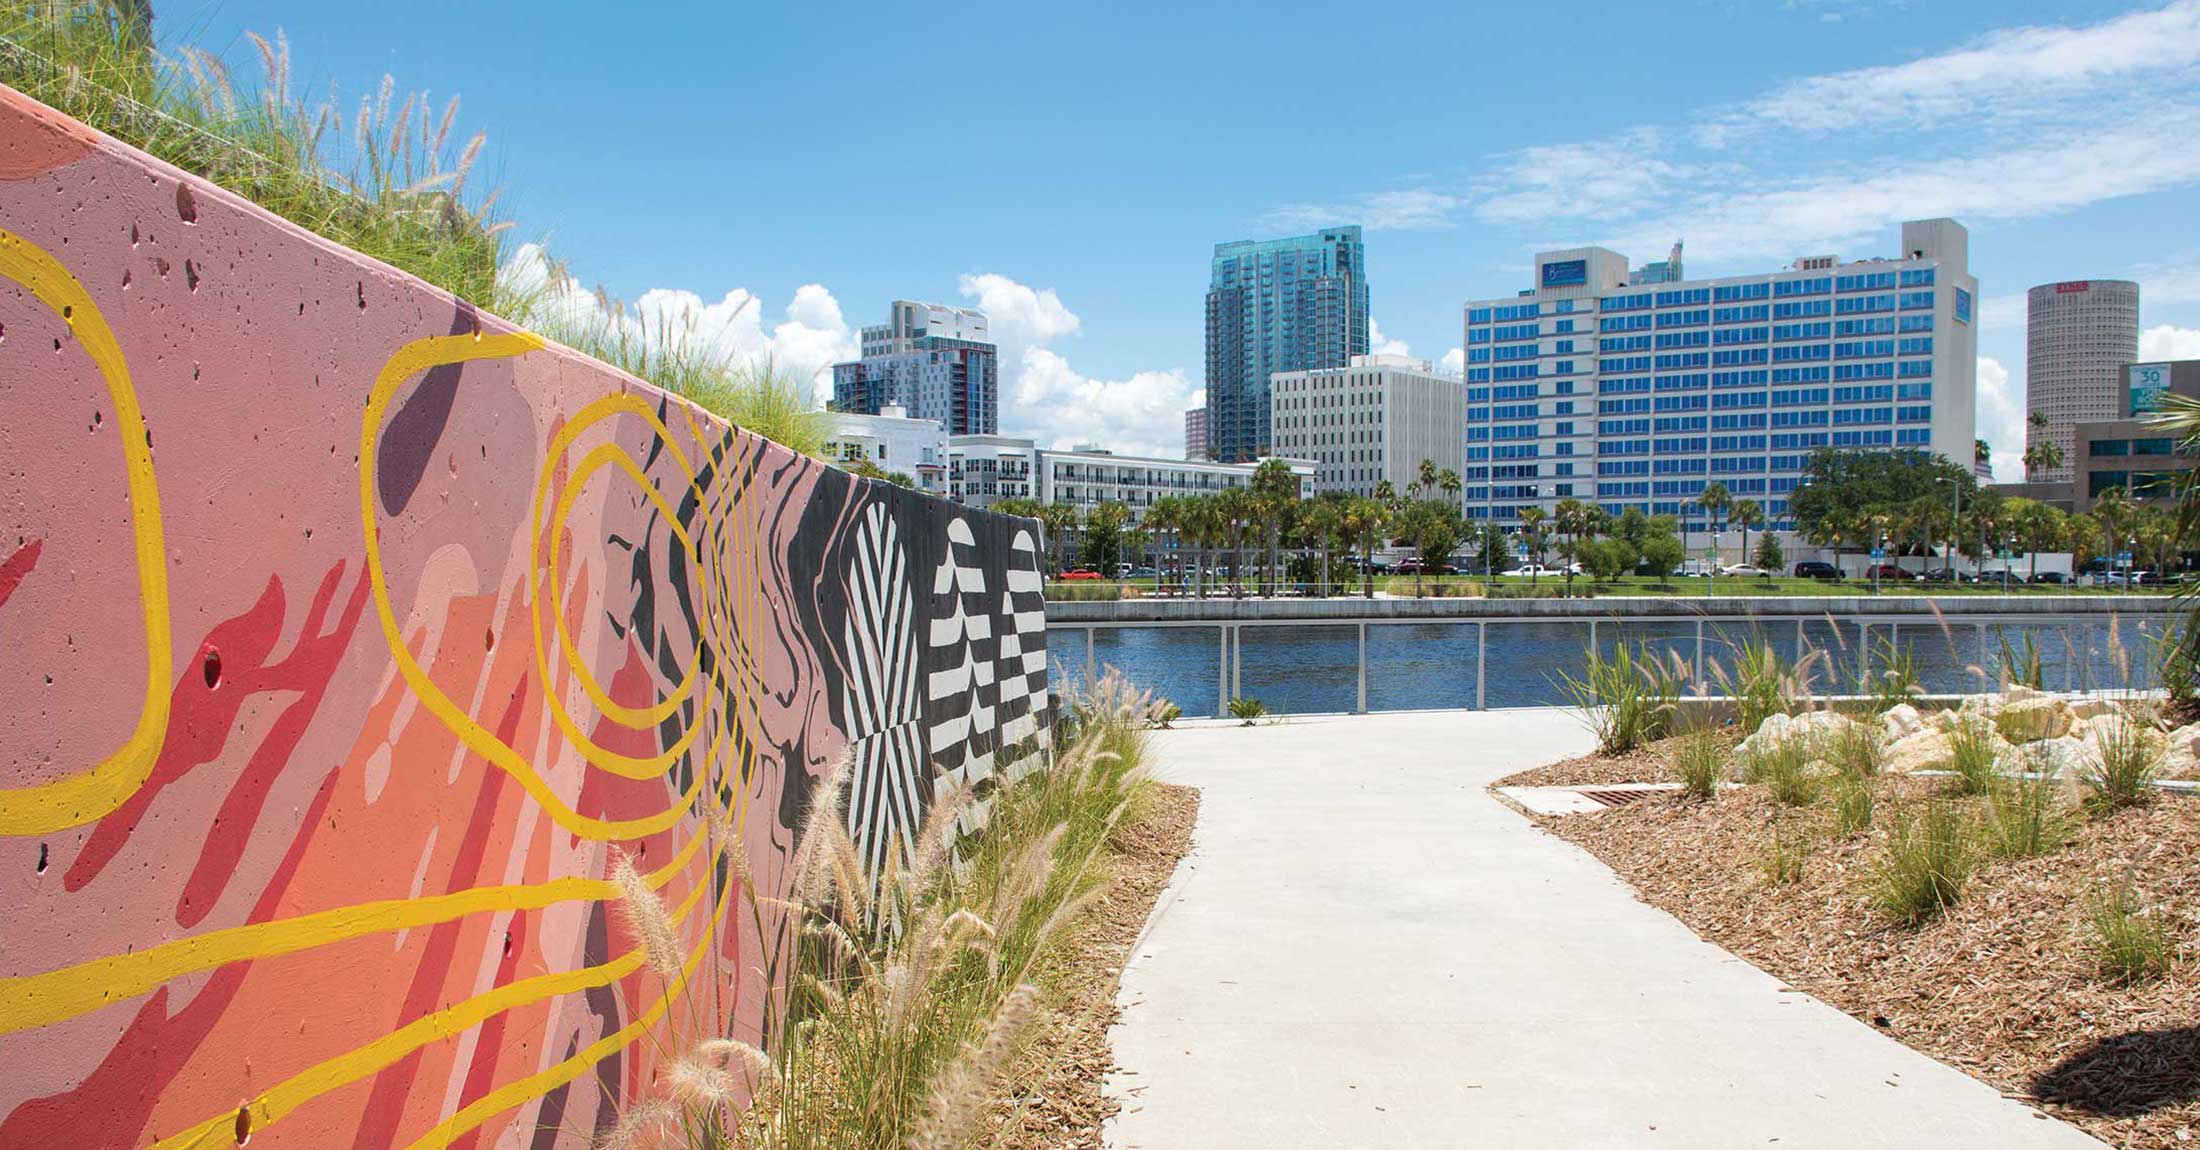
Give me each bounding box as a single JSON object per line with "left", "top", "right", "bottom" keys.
{"left": 1739, "top": 730, "right": 1821, "bottom": 807}
{"left": 2084, "top": 711, "right": 2164, "bottom": 813}
{"left": 2087, "top": 880, "right": 2175, "bottom": 986}
{"left": 1227, "top": 696, "right": 1266, "bottom": 725}
{"left": 1555, "top": 641, "right": 1683, "bottom": 756}
{"left": 1829, "top": 770, "right": 1875, "bottom": 836}
{"left": 1669, "top": 724, "right": 1728, "bottom": 800}
{"left": 1945, "top": 709, "right": 2002, "bottom": 796}
{"left": 1982, "top": 750, "right": 2073, "bottom": 859}
{"left": 1870, "top": 795, "right": 1976, "bottom": 925}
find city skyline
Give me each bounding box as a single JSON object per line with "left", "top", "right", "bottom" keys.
{"left": 158, "top": 0, "right": 2200, "bottom": 472}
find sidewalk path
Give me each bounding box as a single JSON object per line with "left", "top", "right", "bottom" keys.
{"left": 1104, "top": 710, "right": 2105, "bottom": 1150}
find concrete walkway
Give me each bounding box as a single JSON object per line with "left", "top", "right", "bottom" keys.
{"left": 1104, "top": 710, "right": 2105, "bottom": 1150}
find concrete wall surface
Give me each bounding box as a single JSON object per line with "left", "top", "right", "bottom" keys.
{"left": 0, "top": 87, "right": 1051, "bottom": 1149}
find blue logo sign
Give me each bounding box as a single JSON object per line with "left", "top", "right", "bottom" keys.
{"left": 1541, "top": 259, "right": 1587, "bottom": 288}
{"left": 1953, "top": 287, "right": 1973, "bottom": 325}
{"left": 1870, "top": 547, "right": 1886, "bottom": 559}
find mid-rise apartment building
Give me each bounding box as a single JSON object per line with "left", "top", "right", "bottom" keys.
{"left": 946, "top": 437, "right": 1311, "bottom": 521}
{"left": 823, "top": 405, "right": 948, "bottom": 495}
{"left": 1460, "top": 218, "right": 1978, "bottom": 537}
{"left": 1204, "top": 226, "right": 1368, "bottom": 462}
{"left": 2026, "top": 279, "right": 2140, "bottom": 484}
{"left": 1183, "top": 407, "right": 1208, "bottom": 461}
{"left": 832, "top": 300, "right": 999, "bottom": 435}
{"left": 1270, "top": 354, "right": 1464, "bottom": 499}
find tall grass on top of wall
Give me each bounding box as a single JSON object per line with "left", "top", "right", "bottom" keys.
{"left": 1, "top": 1, "right": 510, "bottom": 309}
{"left": 1, "top": 2, "right": 837, "bottom": 458}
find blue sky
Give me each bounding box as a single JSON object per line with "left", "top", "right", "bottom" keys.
{"left": 161, "top": 0, "right": 2200, "bottom": 475}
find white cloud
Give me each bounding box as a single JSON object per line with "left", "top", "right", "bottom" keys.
{"left": 500, "top": 244, "right": 856, "bottom": 402}
{"left": 1271, "top": 3, "right": 2200, "bottom": 266}
{"left": 1010, "top": 348, "right": 1199, "bottom": 458}
{"left": 1975, "top": 355, "right": 2027, "bottom": 482}
{"left": 2141, "top": 323, "right": 2200, "bottom": 360}
{"left": 1978, "top": 292, "right": 2027, "bottom": 332}
{"left": 1440, "top": 347, "right": 1464, "bottom": 374}
{"left": 1368, "top": 319, "right": 1411, "bottom": 358}
{"left": 1261, "top": 187, "right": 1464, "bottom": 233}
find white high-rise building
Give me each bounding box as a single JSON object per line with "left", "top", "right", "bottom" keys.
{"left": 823, "top": 405, "right": 949, "bottom": 494}
{"left": 1460, "top": 218, "right": 1978, "bottom": 537}
{"left": 946, "top": 437, "right": 1310, "bottom": 522}
{"left": 832, "top": 300, "right": 999, "bottom": 435}
{"left": 2025, "top": 279, "right": 2139, "bottom": 484}
{"left": 1270, "top": 354, "right": 1464, "bottom": 499}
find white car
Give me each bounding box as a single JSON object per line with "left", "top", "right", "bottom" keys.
{"left": 1720, "top": 563, "right": 1770, "bottom": 576}
{"left": 1502, "top": 564, "right": 1570, "bottom": 578}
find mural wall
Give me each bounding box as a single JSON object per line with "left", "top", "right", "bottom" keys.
{"left": 0, "top": 87, "right": 1050, "bottom": 1149}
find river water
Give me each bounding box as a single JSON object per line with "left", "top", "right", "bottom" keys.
{"left": 1045, "top": 613, "right": 2184, "bottom": 718}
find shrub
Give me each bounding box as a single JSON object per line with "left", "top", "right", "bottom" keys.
{"left": 1829, "top": 771, "right": 1875, "bottom": 836}
{"left": 1152, "top": 702, "right": 1182, "bottom": 729}
{"left": 2084, "top": 712, "right": 2164, "bottom": 812}
{"left": 1870, "top": 795, "right": 1976, "bottom": 925}
{"left": 1997, "top": 631, "right": 2045, "bottom": 692}
{"left": 1715, "top": 636, "right": 1792, "bottom": 734}
{"left": 1983, "top": 750, "right": 2072, "bottom": 859}
{"left": 2087, "top": 881, "right": 2174, "bottom": 986}
{"left": 1227, "top": 696, "right": 1267, "bottom": 726}
{"left": 1555, "top": 641, "right": 1683, "bottom": 756}
{"left": 1669, "top": 724, "right": 1729, "bottom": 800}
{"left": 1945, "top": 709, "right": 2001, "bottom": 795}
{"left": 1740, "top": 731, "right": 1820, "bottom": 807}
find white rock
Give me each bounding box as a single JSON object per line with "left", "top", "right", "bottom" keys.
{"left": 2069, "top": 697, "right": 2121, "bottom": 721}
{"left": 1881, "top": 703, "right": 1924, "bottom": 741}
{"left": 1993, "top": 696, "right": 2074, "bottom": 744}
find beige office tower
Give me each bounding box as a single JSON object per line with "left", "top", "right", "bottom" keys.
{"left": 2026, "top": 279, "right": 2139, "bottom": 483}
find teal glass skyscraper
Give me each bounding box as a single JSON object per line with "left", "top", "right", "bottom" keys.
{"left": 1204, "top": 226, "right": 1368, "bottom": 463}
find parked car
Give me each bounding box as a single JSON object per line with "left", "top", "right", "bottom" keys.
{"left": 1792, "top": 561, "right": 1843, "bottom": 580}
{"left": 1864, "top": 564, "right": 1913, "bottom": 581}
{"left": 1501, "top": 564, "right": 1565, "bottom": 578}
{"left": 1059, "top": 568, "right": 1103, "bottom": 581}
{"left": 2028, "top": 571, "right": 2067, "bottom": 585}
{"left": 1720, "top": 563, "right": 1771, "bottom": 577}
{"left": 1396, "top": 557, "right": 1455, "bottom": 575}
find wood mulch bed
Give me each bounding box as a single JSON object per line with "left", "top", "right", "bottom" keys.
{"left": 1495, "top": 754, "right": 2200, "bottom": 1149}
{"left": 989, "top": 782, "right": 1200, "bottom": 1149}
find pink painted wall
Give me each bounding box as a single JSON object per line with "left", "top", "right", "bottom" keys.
{"left": 0, "top": 86, "right": 1052, "bottom": 1150}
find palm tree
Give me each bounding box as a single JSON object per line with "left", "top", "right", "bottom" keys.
{"left": 1215, "top": 486, "right": 1256, "bottom": 597}
{"left": 1729, "top": 499, "right": 1764, "bottom": 573}
{"left": 1307, "top": 496, "right": 1345, "bottom": 596}
{"left": 1438, "top": 468, "right": 1462, "bottom": 508}
{"left": 1144, "top": 496, "right": 1182, "bottom": 589}
{"left": 1695, "top": 481, "right": 1731, "bottom": 570}
{"left": 1085, "top": 500, "right": 1131, "bottom": 578}
{"left": 2023, "top": 410, "right": 2063, "bottom": 481}
{"left": 1343, "top": 496, "right": 1388, "bottom": 600}
{"left": 1251, "top": 458, "right": 1302, "bottom": 597}
{"left": 1517, "top": 506, "right": 1549, "bottom": 589}
{"left": 1040, "top": 502, "right": 1080, "bottom": 575}
{"left": 1552, "top": 498, "right": 1588, "bottom": 598}
{"left": 1180, "top": 494, "right": 1219, "bottom": 600}
{"left": 1411, "top": 458, "right": 1440, "bottom": 502}
{"left": 1975, "top": 438, "right": 1992, "bottom": 471}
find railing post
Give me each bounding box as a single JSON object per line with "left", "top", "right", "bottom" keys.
{"left": 1477, "top": 621, "right": 1488, "bottom": 711}
{"left": 1231, "top": 625, "right": 1242, "bottom": 702}
{"left": 1085, "top": 627, "right": 1097, "bottom": 691}
{"left": 1693, "top": 617, "right": 1704, "bottom": 684}
{"left": 1217, "top": 625, "right": 1228, "bottom": 715}
{"left": 1357, "top": 622, "right": 1368, "bottom": 714}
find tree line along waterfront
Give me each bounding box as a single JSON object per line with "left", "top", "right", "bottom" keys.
{"left": 1009, "top": 446, "right": 2200, "bottom": 601}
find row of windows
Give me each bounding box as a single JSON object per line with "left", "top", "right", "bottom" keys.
{"left": 1835, "top": 294, "right": 1896, "bottom": 315}
{"left": 1714, "top": 391, "right": 1767, "bottom": 410}
{"left": 1835, "top": 271, "right": 1897, "bottom": 292}
{"left": 1713, "top": 348, "right": 1770, "bottom": 367}
{"left": 1716, "top": 304, "right": 1770, "bottom": 323}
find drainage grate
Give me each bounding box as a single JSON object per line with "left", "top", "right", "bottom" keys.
{"left": 1576, "top": 788, "right": 1658, "bottom": 809}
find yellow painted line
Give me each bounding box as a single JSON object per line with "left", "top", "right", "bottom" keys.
{"left": 0, "top": 818, "right": 710, "bottom": 1036}
{"left": 359, "top": 333, "right": 702, "bottom": 841}
{"left": 149, "top": 877, "right": 714, "bottom": 1150}
{"left": 0, "top": 229, "right": 172, "bottom": 835}
{"left": 401, "top": 892, "right": 719, "bottom": 1150}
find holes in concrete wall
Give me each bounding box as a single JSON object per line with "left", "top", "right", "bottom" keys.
{"left": 130, "top": 223, "right": 139, "bottom": 247}
{"left": 357, "top": 281, "right": 367, "bottom": 311}
{"left": 185, "top": 260, "right": 200, "bottom": 293}
{"left": 35, "top": 843, "right": 48, "bottom": 874}
{"left": 233, "top": 1103, "right": 251, "bottom": 1144}
{"left": 484, "top": 627, "right": 495, "bottom": 652}
{"left": 175, "top": 182, "right": 198, "bottom": 223}
{"left": 202, "top": 646, "right": 223, "bottom": 690}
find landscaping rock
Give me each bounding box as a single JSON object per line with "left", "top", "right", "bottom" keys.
{"left": 1992, "top": 696, "right": 2071, "bottom": 743}
{"left": 1734, "top": 710, "right": 1855, "bottom": 763}
{"left": 2068, "top": 697, "right": 2121, "bottom": 721}
{"left": 1883, "top": 728, "right": 1953, "bottom": 774}
{"left": 1881, "top": 703, "right": 1924, "bottom": 741}
{"left": 2011, "top": 735, "right": 2091, "bottom": 777}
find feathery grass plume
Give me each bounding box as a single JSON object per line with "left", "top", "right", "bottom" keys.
{"left": 1871, "top": 794, "right": 1976, "bottom": 925}
{"left": 2087, "top": 879, "right": 2175, "bottom": 986}
{"left": 1712, "top": 635, "right": 1794, "bottom": 733}
{"left": 1945, "top": 708, "right": 2001, "bottom": 795}
{"left": 790, "top": 753, "right": 855, "bottom": 907}
{"left": 1983, "top": 749, "right": 2072, "bottom": 859}
{"left": 1830, "top": 717, "right": 1883, "bottom": 779}
{"left": 907, "top": 984, "right": 1040, "bottom": 1150}
{"left": 593, "top": 1098, "right": 678, "bottom": 1150}
{"left": 667, "top": 1054, "right": 737, "bottom": 1107}
{"left": 610, "top": 849, "right": 683, "bottom": 984}
{"left": 1997, "top": 630, "right": 2046, "bottom": 691}
{"left": 1741, "top": 729, "right": 1821, "bottom": 807}
{"left": 694, "top": 1038, "right": 775, "bottom": 1079}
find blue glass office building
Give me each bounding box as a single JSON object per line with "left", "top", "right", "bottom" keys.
{"left": 1205, "top": 227, "right": 1369, "bottom": 463}
{"left": 1460, "top": 219, "right": 1978, "bottom": 540}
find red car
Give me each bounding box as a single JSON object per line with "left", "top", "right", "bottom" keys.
{"left": 1864, "top": 564, "right": 1912, "bottom": 581}
{"left": 1059, "top": 568, "right": 1104, "bottom": 581}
